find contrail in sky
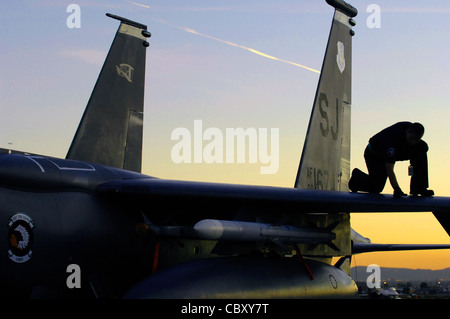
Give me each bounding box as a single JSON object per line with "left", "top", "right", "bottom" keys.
{"left": 129, "top": 1, "right": 150, "bottom": 9}
{"left": 128, "top": 1, "right": 320, "bottom": 74}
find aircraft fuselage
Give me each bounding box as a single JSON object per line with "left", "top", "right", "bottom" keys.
{"left": 0, "top": 154, "right": 147, "bottom": 291}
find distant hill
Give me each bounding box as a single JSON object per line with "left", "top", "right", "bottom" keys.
{"left": 351, "top": 266, "right": 450, "bottom": 283}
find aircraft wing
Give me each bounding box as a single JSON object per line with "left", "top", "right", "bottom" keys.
{"left": 96, "top": 178, "right": 450, "bottom": 235}
{"left": 97, "top": 178, "right": 450, "bottom": 213}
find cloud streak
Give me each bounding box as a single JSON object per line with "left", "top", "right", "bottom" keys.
{"left": 128, "top": 1, "right": 150, "bottom": 9}
{"left": 128, "top": 1, "right": 320, "bottom": 74}
{"left": 152, "top": 18, "right": 320, "bottom": 74}
{"left": 381, "top": 6, "right": 450, "bottom": 14}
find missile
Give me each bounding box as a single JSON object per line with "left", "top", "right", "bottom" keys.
{"left": 144, "top": 219, "right": 339, "bottom": 250}
{"left": 193, "top": 219, "right": 337, "bottom": 246}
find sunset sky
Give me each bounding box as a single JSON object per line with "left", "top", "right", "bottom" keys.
{"left": 1, "top": 0, "right": 449, "bottom": 270}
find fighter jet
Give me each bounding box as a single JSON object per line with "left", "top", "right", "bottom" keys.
{"left": 1, "top": 0, "right": 449, "bottom": 298}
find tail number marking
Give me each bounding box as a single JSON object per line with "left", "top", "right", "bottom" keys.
{"left": 319, "top": 92, "right": 339, "bottom": 141}
{"left": 306, "top": 167, "right": 342, "bottom": 191}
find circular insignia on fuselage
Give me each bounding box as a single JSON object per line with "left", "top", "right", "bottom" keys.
{"left": 7, "top": 213, "right": 34, "bottom": 263}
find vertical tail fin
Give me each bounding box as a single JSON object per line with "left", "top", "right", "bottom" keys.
{"left": 294, "top": 1, "right": 357, "bottom": 264}
{"left": 295, "top": 0, "right": 356, "bottom": 191}
{"left": 66, "top": 13, "right": 150, "bottom": 172}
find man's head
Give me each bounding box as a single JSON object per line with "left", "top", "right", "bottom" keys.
{"left": 406, "top": 122, "right": 424, "bottom": 145}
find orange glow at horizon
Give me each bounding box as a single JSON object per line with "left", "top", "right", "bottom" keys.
{"left": 143, "top": 148, "right": 450, "bottom": 271}
{"left": 350, "top": 213, "right": 450, "bottom": 270}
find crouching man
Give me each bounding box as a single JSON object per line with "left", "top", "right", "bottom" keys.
{"left": 349, "top": 122, "right": 434, "bottom": 198}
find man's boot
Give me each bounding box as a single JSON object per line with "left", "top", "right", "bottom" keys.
{"left": 410, "top": 189, "right": 434, "bottom": 197}
{"left": 349, "top": 168, "right": 364, "bottom": 192}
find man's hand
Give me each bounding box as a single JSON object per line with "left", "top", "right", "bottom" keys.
{"left": 386, "top": 163, "right": 401, "bottom": 190}
{"left": 393, "top": 187, "right": 407, "bottom": 198}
